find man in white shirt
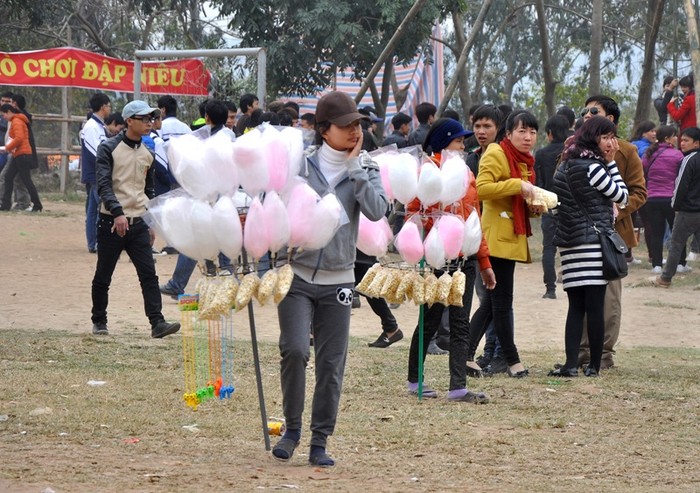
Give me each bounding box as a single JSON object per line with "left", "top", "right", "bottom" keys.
{"left": 156, "top": 95, "right": 191, "bottom": 142}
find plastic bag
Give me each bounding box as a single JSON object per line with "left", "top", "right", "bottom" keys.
{"left": 437, "top": 214, "right": 465, "bottom": 261}
{"left": 157, "top": 193, "right": 199, "bottom": 260}
{"left": 212, "top": 195, "right": 243, "bottom": 261}
{"left": 204, "top": 131, "right": 238, "bottom": 197}
{"left": 243, "top": 197, "right": 270, "bottom": 260}
{"left": 369, "top": 144, "right": 399, "bottom": 201}
{"left": 440, "top": 150, "right": 470, "bottom": 206}
{"left": 462, "top": 207, "right": 482, "bottom": 257}
{"left": 357, "top": 213, "right": 393, "bottom": 258}
{"left": 304, "top": 193, "right": 342, "bottom": 250}
{"left": 394, "top": 217, "right": 424, "bottom": 265}
{"left": 190, "top": 200, "right": 219, "bottom": 261}
{"left": 261, "top": 125, "right": 290, "bottom": 192}
{"left": 262, "top": 191, "right": 290, "bottom": 254}
{"left": 388, "top": 152, "right": 419, "bottom": 205}
{"left": 280, "top": 127, "right": 304, "bottom": 192}
{"left": 423, "top": 225, "right": 446, "bottom": 270}
{"left": 233, "top": 128, "right": 269, "bottom": 197}
{"left": 286, "top": 179, "right": 320, "bottom": 248}
{"left": 417, "top": 159, "right": 443, "bottom": 207}
{"left": 168, "top": 134, "right": 218, "bottom": 201}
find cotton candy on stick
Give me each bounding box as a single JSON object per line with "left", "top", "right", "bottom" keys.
{"left": 303, "top": 193, "right": 342, "bottom": 250}
{"left": 417, "top": 160, "right": 442, "bottom": 207}
{"left": 388, "top": 153, "right": 419, "bottom": 205}
{"left": 204, "top": 131, "right": 238, "bottom": 197}
{"left": 423, "top": 225, "right": 446, "bottom": 270}
{"left": 357, "top": 213, "right": 393, "bottom": 258}
{"left": 440, "top": 153, "right": 469, "bottom": 206}
{"left": 168, "top": 134, "right": 218, "bottom": 201}
{"left": 243, "top": 197, "right": 270, "bottom": 261}
{"left": 371, "top": 152, "right": 397, "bottom": 201}
{"left": 279, "top": 127, "right": 304, "bottom": 192}
{"left": 286, "top": 180, "right": 319, "bottom": 249}
{"left": 462, "top": 207, "right": 483, "bottom": 257}
{"left": 394, "top": 219, "right": 424, "bottom": 265}
{"left": 160, "top": 195, "right": 199, "bottom": 260}
{"left": 212, "top": 195, "right": 243, "bottom": 260}
{"left": 262, "top": 191, "right": 290, "bottom": 253}
{"left": 190, "top": 200, "right": 219, "bottom": 261}
{"left": 261, "top": 125, "right": 290, "bottom": 193}
{"left": 232, "top": 128, "right": 269, "bottom": 197}
{"left": 437, "top": 214, "right": 465, "bottom": 260}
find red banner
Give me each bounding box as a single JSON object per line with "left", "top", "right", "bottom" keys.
{"left": 0, "top": 47, "right": 210, "bottom": 96}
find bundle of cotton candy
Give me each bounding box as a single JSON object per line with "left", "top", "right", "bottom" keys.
{"left": 394, "top": 218, "right": 424, "bottom": 265}
{"left": 279, "top": 127, "right": 304, "bottom": 191}
{"left": 424, "top": 225, "right": 446, "bottom": 269}
{"left": 440, "top": 151, "right": 470, "bottom": 206}
{"left": 261, "top": 125, "right": 290, "bottom": 193}
{"left": 262, "top": 191, "right": 290, "bottom": 254}
{"left": 168, "top": 134, "right": 218, "bottom": 201}
{"left": 357, "top": 213, "right": 394, "bottom": 258}
{"left": 417, "top": 159, "right": 442, "bottom": 207}
{"left": 437, "top": 214, "right": 465, "bottom": 260}
{"left": 303, "top": 193, "right": 342, "bottom": 250}
{"left": 388, "top": 152, "right": 419, "bottom": 205}
{"left": 462, "top": 207, "right": 483, "bottom": 257}
{"left": 233, "top": 128, "right": 269, "bottom": 197}
{"left": 190, "top": 200, "right": 220, "bottom": 261}
{"left": 204, "top": 131, "right": 238, "bottom": 197}
{"left": 243, "top": 197, "right": 269, "bottom": 260}
{"left": 212, "top": 195, "right": 243, "bottom": 260}
{"left": 286, "top": 180, "right": 319, "bottom": 248}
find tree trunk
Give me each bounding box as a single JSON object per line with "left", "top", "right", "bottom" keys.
{"left": 535, "top": 0, "right": 557, "bottom": 117}
{"left": 634, "top": 0, "right": 666, "bottom": 126}
{"left": 451, "top": 8, "right": 472, "bottom": 114}
{"left": 589, "top": 0, "right": 603, "bottom": 95}
{"left": 438, "top": 0, "right": 494, "bottom": 115}
{"left": 683, "top": 0, "right": 700, "bottom": 123}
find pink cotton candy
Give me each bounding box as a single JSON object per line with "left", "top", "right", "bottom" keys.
{"left": 243, "top": 197, "right": 270, "bottom": 260}
{"left": 437, "top": 214, "right": 465, "bottom": 260}
{"left": 212, "top": 196, "right": 243, "bottom": 260}
{"left": 280, "top": 127, "right": 304, "bottom": 191}
{"left": 357, "top": 214, "right": 394, "bottom": 258}
{"left": 286, "top": 181, "right": 319, "bottom": 248}
{"left": 262, "top": 191, "right": 290, "bottom": 253}
{"left": 233, "top": 129, "right": 269, "bottom": 197}
{"left": 304, "top": 193, "right": 342, "bottom": 250}
{"left": 261, "top": 126, "right": 290, "bottom": 192}
{"left": 394, "top": 220, "right": 424, "bottom": 265}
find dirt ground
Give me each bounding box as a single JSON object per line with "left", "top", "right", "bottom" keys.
{"left": 1, "top": 199, "right": 699, "bottom": 349}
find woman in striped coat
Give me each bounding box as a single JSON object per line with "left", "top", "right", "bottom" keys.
{"left": 549, "top": 116, "right": 629, "bottom": 377}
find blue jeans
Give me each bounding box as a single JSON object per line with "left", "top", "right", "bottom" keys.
{"left": 85, "top": 183, "right": 100, "bottom": 251}
{"left": 165, "top": 254, "right": 198, "bottom": 294}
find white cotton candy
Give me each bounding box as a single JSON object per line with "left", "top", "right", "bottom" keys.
{"left": 424, "top": 226, "right": 446, "bottom": 269}
{"left": 388, "top": 153, "right": 419, "bottom": 205}
{"left": 280, "top": 127, "right": 304, "bottom": 190}
{"left": 168, "top": 134, "right": 218, "bottom": 201}
{"left": 204, "top": 131, "right": 238, "bottom": 197}
{"left": 304, "top": 193, "right": 342, "bottom": 250}
{"left": 190, "top": 200, "right": 219, "bottom": 261}
{"left": 212, "top": 195, "right": 243, "bottom": 261}
{"left": 371, "top": 152, "right": 398, "bottom": 201}
{"left": 462, "top": 207, "right": 483, "bottom": 257}
{"left": 417, "top": 160, "right": 443, "bottom": 207}
{"left": 440, "top": 153, "right": 469, "bottom": 206}
{"left": 262, "top": 191, "right": 291, "bottom": 253}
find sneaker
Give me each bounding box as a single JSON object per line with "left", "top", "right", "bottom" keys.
{"left": 628, "top": 257, "right": 642, "bottom": 265}
{"left": 368, "top": 329, "right": 404, "bottom": 348}
{"left": 161, "top": 246, "right": 178, "bottom": 255}
{"left": 650, "top": 276, "right": 671, "bottom": 288}
{"left": 427, "top": 340, "right": 448, "bottom": 355}
{"left": 651, "top": 266, "right": 662, "bottom": 274}
{"left": 687, "top": 252, "right": 698, "bottom": 262}
{"left": 88, "top": 248, "right": 97, "bottom": 254}
{"left": 542, "top": 288, "right": 556, "bottom": 299}
{"left": 676, "top": 264, "right": 693, "bottom": 273}
{"left": 151, "top": 320, "right": 181, "bottom": 339}
{"left": 92, "top": 322, "right": 109, "bottom": 335}
{"left": 159, "top": 284, "right": 181, "bottom": 300}
{"left": 482, "top": 356, "right": 508, "bottom": 376}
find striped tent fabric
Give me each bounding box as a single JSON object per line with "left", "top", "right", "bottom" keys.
{"left": 284, "top": 24, "right": 444, "bottom": 136}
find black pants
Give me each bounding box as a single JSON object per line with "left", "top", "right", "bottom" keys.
{"left": 541, "top": 213, "right": 558, "bottom": 290}
{"left": 646, "top": 198, "right": 686, "bottom": 267}
{"left": 466, "top": 257, "right": 520, "bottom": 366}
{"left": 354, "top": 261, "right": 398, "bottom": 333}
{"left": 0, "top": 154, "right": 41, "bottom": 210}
{"left": 565, "top": 284, "right": 606, "bottom": 371}
{"left": 91, "top": 214, "right": 164, "bottom": 327}
{"left": 407, "top": 260, "right": 476, "bottom": 390}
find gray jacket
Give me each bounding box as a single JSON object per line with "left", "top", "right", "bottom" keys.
{"left": 289, "top": 146, "right": 388, "bottom": 284}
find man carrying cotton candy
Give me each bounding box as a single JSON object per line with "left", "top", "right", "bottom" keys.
{"left": 404, "top": 117, "right": 496, "bottom": 403}
{"left": 271, "top": 91, "right": 388, "bottom": 467}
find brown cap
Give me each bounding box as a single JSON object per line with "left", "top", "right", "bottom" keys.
{"left": 315, "top": 91, "right": 370, "bottom": 126}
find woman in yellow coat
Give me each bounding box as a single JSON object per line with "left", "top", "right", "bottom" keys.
{"left": 465, "top": 110, "right": 544, "bottom": 377}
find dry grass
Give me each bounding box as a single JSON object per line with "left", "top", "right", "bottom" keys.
{"left": 1, "top": 328, "right": 699, "bottom": 492}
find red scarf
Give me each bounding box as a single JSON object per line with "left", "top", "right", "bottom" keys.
{"left": 499, "top": 138, "right": 536, "bottom": 236}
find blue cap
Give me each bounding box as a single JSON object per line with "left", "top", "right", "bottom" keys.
{"left": 122, "top": 100, "right": 159, "bottom": 119}
{"left": 426, "top": 118, "right": 474, "bottom": 153}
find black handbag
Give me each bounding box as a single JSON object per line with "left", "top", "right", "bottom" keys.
{"left": 564, "top": 162, "right": 629, "bottom": 280}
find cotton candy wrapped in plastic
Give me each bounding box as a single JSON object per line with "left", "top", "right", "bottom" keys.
{"left": 424, "top": 225, "right": 446, "bottom": 269}
{"left": 262, "top": 191, "right": 291, "bottom": 253}
{"left": 212, "top": 195, "right": 243, "bottom": 261}
{"left": 440, "top": 150, "right": 470, "bottom": 206}
{"left": 417, "top": 158, "right": 442, "bottom": 206}
{"left": 168, "top": 134, "right": 219, "bottom": 202}
{"left": 190, "top": 200, "right": 220, "bottom": 261}
{"left": 144, "top": 189, "right": 194, "bottom": 257}
{"left": 437, "top": 214, "right": 465, "bottom": 260}
{"left": 233, "top": 127, "right": 269, "bottom": 197}
{"left": 261, "top": 125, "right": 290, "bottom": 193}
{"left": 243, "top": 197, "right": 270, "bottom": 260}
{"left": 204, "top": 131, "right": 238, "bottom": 197}
{"left": 302, "top": 193, "right": 342, "bottom": 250}
{"left": 388, "top": 152, "right": 419, "bottom": 205}
{"left": 279, "top": 127, "right": 304, "bottom": 191}
{"left": 462, "top": 207, "right": 483, "bottom": 257}
{"left": 286, "top": 179, "right": 319, "bottom": 248}
{"left": 357, "top": 213, "right": 394, "bottom": 258}
{"left": 394, "top": 216, "right": 424, "bottom": 265}
{"left": 369, "top": 144, "right": 399, "bottom": 202}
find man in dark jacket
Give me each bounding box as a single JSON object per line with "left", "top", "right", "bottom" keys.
{"left": 91, "top": 100, "right": 180, "bottom": 339}
{"left": 382, "top": 112, "right": 411, "bottom": 148}
{"left": 653, "top": 127, "right": 700, "bottom": 287}
{"left": 535, "top": 114, "right": 569, "bottom": 299}
{"left": 407, "top": 102, "right": 436, "bottom": 147}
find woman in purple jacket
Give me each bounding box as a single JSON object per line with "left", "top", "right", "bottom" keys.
{"left": 642, "top": 125, "right": 688, "bottom": 272}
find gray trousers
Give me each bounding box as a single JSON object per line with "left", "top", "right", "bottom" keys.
{"left": 0, "top": 156, "right": 30, "bottom": 209}
{"left": 277, "top": 275, "right": 353, "bottom": 448}
{"left": 662, "top": 211, "right": 700, "bottom": 282}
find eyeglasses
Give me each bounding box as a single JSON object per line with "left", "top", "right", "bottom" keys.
{"left": 130, "top": 115, "right": 160, "bottom": 123}
{"left": 581, "top": 107, "right": 602, "bottom": 117}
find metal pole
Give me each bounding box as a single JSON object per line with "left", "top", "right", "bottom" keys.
{"left": 257, "top": 49, "right": 267, "bottom": 107}
{"left": 241, "top": 248, "right": 271, "bottom": 450}
{"left": 134, "top": 58, "right": 142, "bottom": 100}
{"left": 60, "top": 87, "right": 69, "bottom": 194}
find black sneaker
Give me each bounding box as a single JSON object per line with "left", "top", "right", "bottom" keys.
{"left": 368, "top": 329, "right": 404, "bottom": 348}
{"left": 542, "top": 288, "right": 556, "bottom": 299}
{"left": 159, "top": 284, "right": 181, "bottom": 300}
{"left": 427, "top": 340, "right": 448, "bottom": 355}
{"left": 92, "top": 322, "right": 109, "bottom": 335}
{"left": 482, "top": 356, "right": 508, "bottom": 376}
{"left": 161, "top": 246, "right": 178, "bottom": 255}
{"left": 151, "top": 321, "right": 181, "bottom": 339}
